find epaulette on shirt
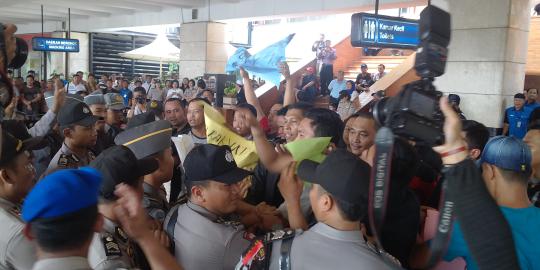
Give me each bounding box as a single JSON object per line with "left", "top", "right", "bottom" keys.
{"left": 101, "top": 233, "right": 122, "bottom": 257}
{"left": 262, "top": 229, "right": 296, "bottom": 244}
{"left": 57, "top": 154, "right": 78, "bottom": 168}
{"left": 216, "top": 217, "right": 243, "bottom": 230}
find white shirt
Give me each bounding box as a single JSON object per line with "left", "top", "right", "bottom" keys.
{"left": 142, "top": 82, "right": 150, "bottom": 92}
{"left": 373, "top": 72, "right": 387, "bottom": 82}
{"left": 167, "top": 88, "right": 184, "bottom": 99}
{"left": 66, "top": 82, "right": 87, "bottom": 95}
{"left": 358, "top": 90, "right": 373, "bottom": 108}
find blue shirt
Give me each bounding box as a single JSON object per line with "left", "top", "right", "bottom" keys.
{"left": 328, "top": 79, "right": 347, "bottom": 98}
{"left": 444, "top": 206, "right": 540, "bottom": 270}
{"left": 505, "top": 107, "right": 533, "bottom": 139}
{"left": 526, "top": 101, "right": 540, "bottom": 110}
{"left": 119, "top": 88, "right": 132, "bottom": 106}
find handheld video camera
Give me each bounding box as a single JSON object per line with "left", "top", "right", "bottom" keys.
{"left": 0, "top": 23, "right": 29, "bottom": 120}
{"left": 372, "top": 6, "right": 451, "bottom": 146}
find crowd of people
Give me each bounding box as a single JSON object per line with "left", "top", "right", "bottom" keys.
{"left": 5, "top": 70, "right": 223, "bottom": 127}
{"left": 1, "top": 23, "right": 540, "bottom": 270}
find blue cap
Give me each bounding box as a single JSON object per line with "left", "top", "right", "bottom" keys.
{"left": 480, "top": 136, "right": 532, "bottom": 174}
{"left": 22, "top": 168, "right": 102, "bottom": 222}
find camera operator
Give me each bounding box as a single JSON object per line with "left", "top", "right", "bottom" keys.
{"left": 421, "top": 97, "right": 522, "bottom": 270}
{"left": 426, "top": 120, "right": 490, "bottom": 208}
{"left": 442, "top": 135, "right": 540, "bottom": 269}
{"left": 128, "top": 87, "right": 148, "bottom": 119}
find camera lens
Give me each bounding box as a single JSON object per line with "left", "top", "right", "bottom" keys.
{"left": 372, "top": 97, "right": 390, "bottom": 127}
{"left": 9, "top": 38, "right": 29, "bottom": 69}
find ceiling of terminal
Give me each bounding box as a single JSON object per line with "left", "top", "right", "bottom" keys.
{"left": 0, "top": 0, "right": 241, "bottom": 24}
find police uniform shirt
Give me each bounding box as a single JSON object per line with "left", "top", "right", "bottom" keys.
{"left": 88, "top": 217, "right": 135, "bottom": 270}
{"left": 173, "top": 201, "right": 251, "bottom": 270}
{"left": 45, "top": 143, "right": 96, "bottom": 175}
{"left": 31, "top": 256, "right": 91, "bottom": 270}
{"left": 268, "top": 222, "right": 393, "bottom": 270}
{"left": 0, "top": 198, "right": 36, "bottom": 270}
{"left": 142, "top": 182, "right": 169, "bottom": 223}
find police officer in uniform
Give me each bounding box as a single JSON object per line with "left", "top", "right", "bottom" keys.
{"left": 21, "top": 162, "right": 183, "bottom": 270}
{"left": 44, "top": 100, "right": 98, "bottom": 175}
{"left": 103, "top": 92, "right": 127, "bottom": 142}
{"left": 0, "top": 131, "right": 45, "bottom": 269}
{"left": 88, "top": 145, "right": 160, "bottom": 270}
{"left": 84, "top": 93, "right": 112, "bottom": 155}
{"left": 115, "top": 120, "right": 174, "bottom": 223}
{"left": 168, "top": 144, "right": 253, "bottom": 270}
{"left": 237, "top": 150, "right": 396, "bottom": 270}
{"left": 20, "top": 168, "right": 102, "bottom": 270}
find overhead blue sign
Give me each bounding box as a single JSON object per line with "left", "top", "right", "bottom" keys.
{"left": 32, "top": 37, "right": 80, "bottom": 52}
{"left": 351, "top": 13, "right": 419, "bottom": 49}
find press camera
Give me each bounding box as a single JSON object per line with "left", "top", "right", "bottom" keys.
{"left": 372, "top": 6, "right": 451, "bottom": 146}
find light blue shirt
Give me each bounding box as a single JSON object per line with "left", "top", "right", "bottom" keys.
{"left": 444, "top": 206, "right": 540, "bottom": 270}
{"left": 328, "top": 79, "right": 347, "bottom": 98}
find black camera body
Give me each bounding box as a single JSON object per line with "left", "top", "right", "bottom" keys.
{"left": 372, "top": 5, "right": 450, "bottom": 146}
{"left": 136, "top": 96, "right": 147, "bottom": 105}
{"left": 373, "top": 79, "right": 444, "bottom": 145}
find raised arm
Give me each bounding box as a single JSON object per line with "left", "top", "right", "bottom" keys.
{"left": 238, "top": 106, "right": 293, "bottom": 173}
{"left": 281, "top": 62, "right": 296, "bottom": 107}
{"left": 240, "top": 68, "right": 265, "bottom": 120}
{"left": 278, "top": 162, "right": 308, "bottom": 230}
{"left": 114, "top": 184, "right": 184, "bottom": 270}
{"left": 28, "top": 79, "right": 65, "bottom": 137}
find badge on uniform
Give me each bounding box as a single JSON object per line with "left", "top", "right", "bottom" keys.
{"left": 263, "top": 229, "right": 295, "bottom": 243}
{"left": 102, "top": 235, "right": 122, "bottom": 256}
{"left": 89, "top": 151, "right": 96, "bottom": 161}
{"left": 216, "top": 217, "right": 242, "bottom": 230}
{"left": 58, "top": 154, "right": 69, "bottom": 167}
{"left": 115, "top": 227, "right": 129, "bottom": 243}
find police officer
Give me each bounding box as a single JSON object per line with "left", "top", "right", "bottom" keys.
{"left": 21, "top": 163, "right": 183, "bottom": 270}
{"left": 44, "top": 100, "right": 98, "bottom": 175}
{"left": 21, "top": 168, "right": 102, "bottom": 270}
{"left": 115, "top": 120, "right": 174, "bottom": 223}
{"left": 103, "top": 92, "right": 127, "bottom": 141}
{"left": 0, "top": 131, "right": 45, "bottom": 269}
{"left": 237, "top": 150, "right": 396, "bottom": 270}
{"left": 84, "top": 93, "right": 112, "bottom": 155}
{"left": 88, "top": 145, "right": 160, "bottom": 270}
{"left": 168, "top": 144, "right": 253, "bottom": 270}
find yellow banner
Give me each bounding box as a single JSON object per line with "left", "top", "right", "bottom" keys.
{"left": 199, "top": 101, "right": 259, "bottom": 169}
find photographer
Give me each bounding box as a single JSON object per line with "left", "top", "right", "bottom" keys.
{"left": 408, "top": 98, "right": 520, "bottom": 269}
{"left": 442, "top": 135, "right": 540, "bottom": 268}
{"left": 128, "top": 87, "right": 148, "bottom": 119}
